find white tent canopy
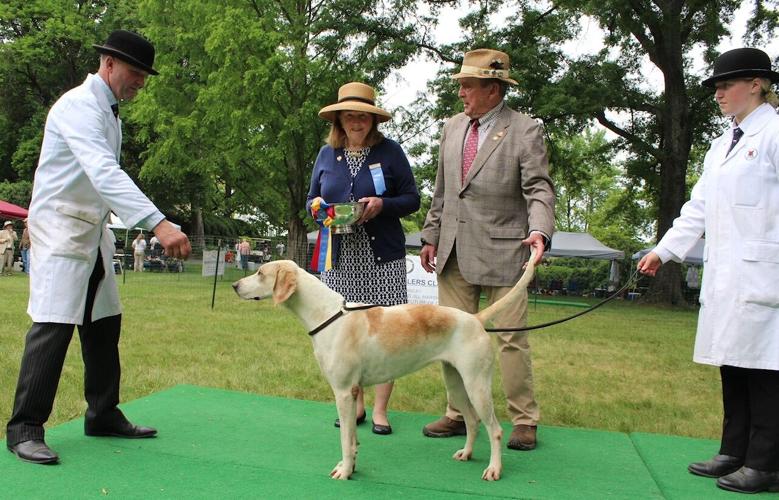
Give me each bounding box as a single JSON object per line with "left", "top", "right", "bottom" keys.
{"left": 547, "top": 231, "right": 624, "bottom": 260}
{"left": 632, "top": 238, "right": 704, "bottom": 265}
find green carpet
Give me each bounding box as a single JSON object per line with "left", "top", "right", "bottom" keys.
{"left": 0, "top": 385, "right": 755, "bottom": 499}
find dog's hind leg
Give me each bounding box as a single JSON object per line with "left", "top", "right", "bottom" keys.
{"left": 330, "top": 387, "right": 359, "bottom": 480}
{"left": 462, "top": 367, "right": 503, "bottom": 481}
{"left": 441, "top": 362, "right": 479, "bottom": 462}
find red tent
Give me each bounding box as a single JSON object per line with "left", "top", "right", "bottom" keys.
{"left": 0, "top": 200, "right": 29, "bottom": 219}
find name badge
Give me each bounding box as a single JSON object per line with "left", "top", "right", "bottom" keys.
{"left": 369, "top": 163, "right": 386, "bottom": 195}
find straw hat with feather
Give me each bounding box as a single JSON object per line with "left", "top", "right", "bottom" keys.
{"left": 452, "top": 48, "right": 518, "bottom": 85}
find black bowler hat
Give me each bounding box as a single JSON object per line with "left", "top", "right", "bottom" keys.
{"left": 93, "top": 30, "right": 159, "bottom": 75}
{"left": 702, "top": 48, "right": 779, "bottom": 87}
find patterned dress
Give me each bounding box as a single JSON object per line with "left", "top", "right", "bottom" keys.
{"left": 320, "top": 147, "right": 407, "bottom": 306}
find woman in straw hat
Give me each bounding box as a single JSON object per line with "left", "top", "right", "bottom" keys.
{"left": 639, "top": 48, "right": 779, "bottom": 494}
{"left": 307, "top": 82, "right": 420, "bottom": 435}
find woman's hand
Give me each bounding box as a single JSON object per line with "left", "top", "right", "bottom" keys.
{"left": 637, "top": 252, "right": 662, "bottom": 276}
{"left": 357, "top": 197, "right": 383, "bottom": 223}
{"left": 310, "top": 197, "right": 325, "bottom": 218}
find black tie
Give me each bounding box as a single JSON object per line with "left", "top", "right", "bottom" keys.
{"left": 111, "top": 103, "right": 119, "bottom": 119}
{"left": 727, "top": 127, "right": 743, "bottom": 154}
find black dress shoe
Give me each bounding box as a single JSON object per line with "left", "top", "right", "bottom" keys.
{"left": 688, "top": 454, "right": 744, "bottom": 478}
{"left": 7, "top": 440, "right": 59, "bottom": 465}
{"left": 717, "top": 466, "right": 779, "bottom": 494}
{"left": 371, "top": 421, "right": 392, "bottom": 435}
{"left": 85, "top": 421, "right": 157, "bottom": 439}
{"left": 334, "top": 412, "right": 366, "bottom": 428}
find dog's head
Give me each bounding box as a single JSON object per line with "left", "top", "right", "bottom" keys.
{"left": 232, "top": 260, "right": 299, "bottom": 305}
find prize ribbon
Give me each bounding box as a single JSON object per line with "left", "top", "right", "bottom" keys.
{"left": 309, "top": 198, "right": 336, "bottom": 272}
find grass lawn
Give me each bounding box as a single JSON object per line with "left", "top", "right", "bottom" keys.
{"left": 0, "top": 264, "right": 720, "bottom": 441}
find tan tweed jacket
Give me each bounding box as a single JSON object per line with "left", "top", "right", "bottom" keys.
{"left": 421, "top": 105, "right": 555, "bottom": 286}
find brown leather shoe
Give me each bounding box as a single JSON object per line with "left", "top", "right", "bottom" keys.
{"left": 422, "top": 416, "right": 466, "bottom": 437}
{"left": 507, "top": 424, "right": 537, "bottom": 450}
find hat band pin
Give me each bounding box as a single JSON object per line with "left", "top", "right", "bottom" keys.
{"left": 459, "top": 65, "right": 511, "bottom": 79}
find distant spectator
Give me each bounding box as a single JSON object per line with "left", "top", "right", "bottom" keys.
{"left": 149, "top": 235, "right": 159, "bottom": 257}
{"left": 0, "top": 221, "right": 18, "bottom": 276}
{"left": 275, "top": 241, "right": 285, "bottom": 258}
{"left": 131, "top": 233, "right": 146, "bottom": 272}
{"left": 20, "top": 219, "right": 31, "bottom": 274}
{"left": 686, "top": 266, "right": 700, "bottom": 289}
{"left": 239, "top": 239, "right": 251, "bottom": 271}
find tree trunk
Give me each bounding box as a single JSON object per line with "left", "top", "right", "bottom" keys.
{"left": 191, "top": 206, "right": 205, "bottom": 257}
{"left": 287, "top": 213, "right": 309, "bottom": 267}
{"left": 286, "top": 135, "right": 312, "bottom": 267}
{"left": 642, "top": 261, "right": 685, "bottom": 305}
{"left": 644, "top": 14, "right": 692, "bottom": 305}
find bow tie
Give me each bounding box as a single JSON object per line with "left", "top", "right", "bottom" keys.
{"left": 110, "top": 103, "right": 119, "bottom": 118}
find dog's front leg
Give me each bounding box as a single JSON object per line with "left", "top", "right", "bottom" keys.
{"left": 330, "top": 389, "right": 359, "bottom": 480}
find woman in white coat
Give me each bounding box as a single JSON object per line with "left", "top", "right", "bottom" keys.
{"left": 638, "top": 48, "right": 779, "bottom": 494}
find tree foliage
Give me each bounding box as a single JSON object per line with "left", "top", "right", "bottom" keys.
{"left": 0, "top": 0, "right": 141, "bottom": 191}
{"left": 411, "top": 0, "right": 776, "bottom": 304}
{"left": 133, "top": 0, "right": 423, "bottom": 262}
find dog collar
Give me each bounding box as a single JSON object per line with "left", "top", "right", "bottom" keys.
{"left": 308, "top": 309, "right": 345, "bottom": 336}
{"left": 308, "top": 302, "right": 379, "bottom": 336}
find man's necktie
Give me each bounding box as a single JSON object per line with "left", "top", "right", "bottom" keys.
{"left": 726, "top": 127, "right": 743, "bottom": 155}
{"left": 111, "top": 103, "right": 119, "bottom": 119}
{"left": 462, "top": 119, "right": 480, "bottom": 183}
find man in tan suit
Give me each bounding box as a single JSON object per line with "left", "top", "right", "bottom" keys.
{"left": 1, "top": 220, "right": 19, "bottom": 275}
{"left": 420, "top": 48, "right": 555, "bottom": 451}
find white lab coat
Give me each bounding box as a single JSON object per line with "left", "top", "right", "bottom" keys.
{"left": 654, "top": 103, "right": 779, "bottom": 370}
{"left": 27, "top": 74, "right": 162, "bottom": 325}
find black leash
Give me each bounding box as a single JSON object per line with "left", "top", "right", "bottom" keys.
{"left": 309, "top": 269, "right": 641, "bottom": 336}
{"left": 485, "top": 268, "right": 642, "bottom": 333}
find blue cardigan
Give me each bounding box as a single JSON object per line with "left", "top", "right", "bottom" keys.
{"left": 307, "top": 138, "right": 420, "bottom": 266}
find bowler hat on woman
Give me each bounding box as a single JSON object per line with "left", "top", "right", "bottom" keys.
{"left": 702, "top": 48, "right": 779, "bottom": 87}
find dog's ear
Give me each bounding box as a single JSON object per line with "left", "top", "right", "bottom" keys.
{"left": 272, "top": 266, "right": 297, "bottom": 304}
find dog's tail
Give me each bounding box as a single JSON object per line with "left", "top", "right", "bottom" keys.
{"left": 475, "top": 248, "right": 537, "bottom": 330}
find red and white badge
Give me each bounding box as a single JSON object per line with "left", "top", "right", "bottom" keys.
{"left": 745, "top": 148, "right": 758, "bottom": 160}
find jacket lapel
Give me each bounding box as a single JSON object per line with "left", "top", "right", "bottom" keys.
{"left": 461, "top": 106, "right": 511, "bottom": 191}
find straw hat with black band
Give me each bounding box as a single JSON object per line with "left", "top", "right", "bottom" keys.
{"left": 319, "top": 82, "right": 391, "bottom": 123}
{"left": 93, "top": 29, "right": 159, "bottom": 76}
{"left": 452, "top": 48, "right": 518, "bottom": 85}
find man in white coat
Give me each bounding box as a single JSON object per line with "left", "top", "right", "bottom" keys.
{"left": 638, "top": 48, "right": 779, "bottom": 494}
{"left": 6, "top": 30, "right": 191, "bottom": 465}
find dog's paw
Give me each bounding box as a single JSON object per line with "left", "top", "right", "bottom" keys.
{"left": 452, "top": 448, "right": 472, "bottom": 461}
{"left": 329, "top": 461, "right": 353, "bottom": 480}
{"left": 482, "top": 466, "right": 501, "bottom": 481}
